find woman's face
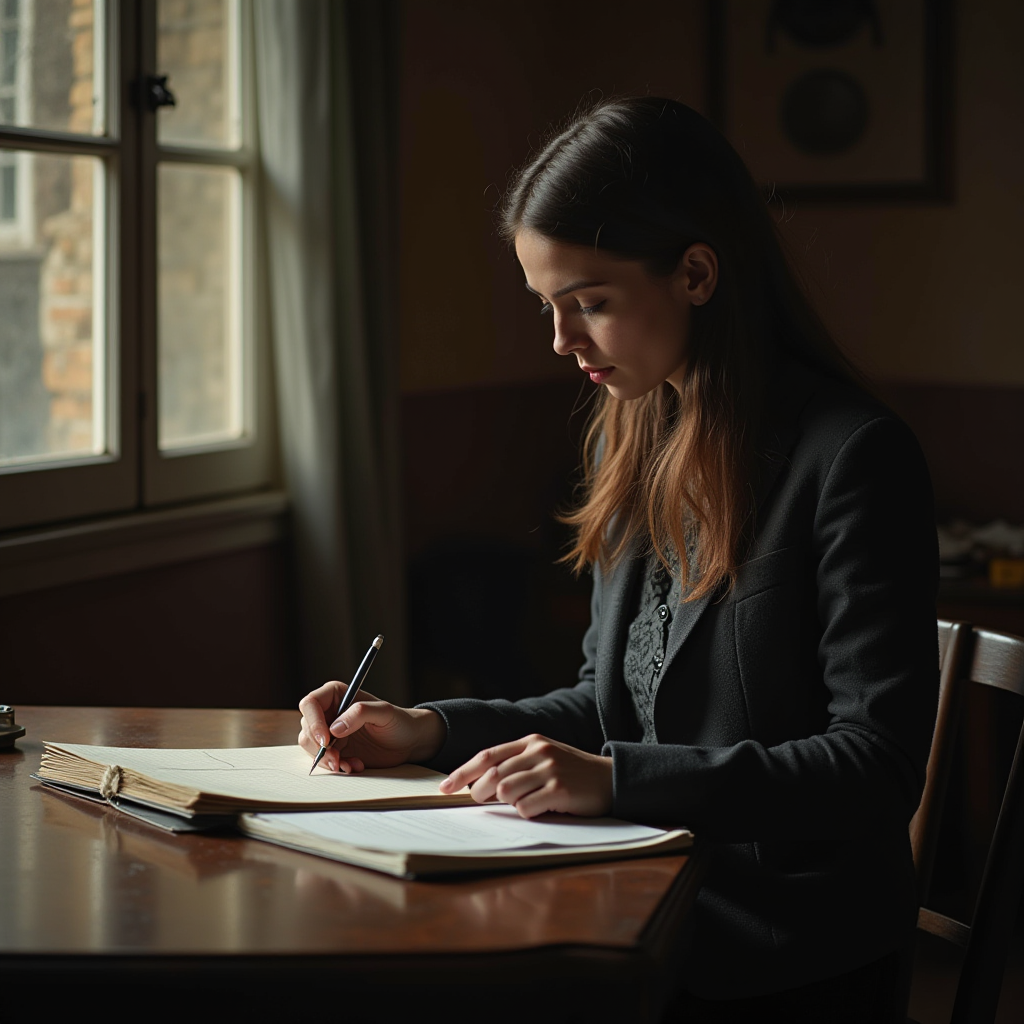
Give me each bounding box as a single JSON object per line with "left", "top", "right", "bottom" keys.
{"left": 514, "top": 229, "right": 715, "bottom": 401}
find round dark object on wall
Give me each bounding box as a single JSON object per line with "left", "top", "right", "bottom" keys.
{"left": 780, "top": 69, "right": 869, "bottom": 155}
{"left": 773, "top": 0, "right": 879, "bottom": 48}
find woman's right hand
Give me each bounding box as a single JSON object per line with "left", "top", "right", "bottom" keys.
{"left": 297, "top": 681, "right": 445, "bottom": 774}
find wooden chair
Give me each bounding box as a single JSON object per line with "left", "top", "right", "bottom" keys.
{"left": 906, "top": 622, "right": 1024, "bottom": 1023}
{"left": 910, "top": 620, "right": 972, "bottom": 903}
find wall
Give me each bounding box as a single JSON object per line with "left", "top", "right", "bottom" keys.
{"left": 779, "top": 0, "right": 1024, "bottom": 531}
{"left": 0, "top": 544, "right": 297, "bottom": 708}
{"left": 399, "top": 0, "right": 1024, "bottom": 396}
{"left": 398, "top": 0, "right": 709, "bottom": 395}
{"left": 396, "top": 0, "right": 1024, "bottom": 698}
{"left": 780, "top": 0, "right": 1024, "bottom": 388}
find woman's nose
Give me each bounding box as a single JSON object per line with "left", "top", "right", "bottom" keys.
{"left": 551, "top": 314, "right": 587, "bottom": 357}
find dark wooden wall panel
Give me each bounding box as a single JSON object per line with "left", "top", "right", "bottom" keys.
{"left": 0, "top": 544, "right": 298, "bottom": 709}
{"left": 401, "top": 379, "right": 593, "bottom": 704}
{"left": 880, "top": 382, "right": 1024, "bottom": 524}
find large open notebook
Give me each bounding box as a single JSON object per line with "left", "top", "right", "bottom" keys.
{"left": 34, "top": 742, "right": 472, "bottom": 830}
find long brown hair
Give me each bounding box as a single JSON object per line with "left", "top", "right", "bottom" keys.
{"left": 501, "top": 98, "right": 858, "bottom": 600}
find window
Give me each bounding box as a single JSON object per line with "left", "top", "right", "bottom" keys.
{"left": 0, "top": 0, "right": 272, "bottom": 533}
{"left": 0, "top": 0, "right": 32, "bottom": 247}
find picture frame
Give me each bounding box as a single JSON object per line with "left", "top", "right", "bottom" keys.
{"left": 707, "top": 0, "right": 954, "bottom": 202}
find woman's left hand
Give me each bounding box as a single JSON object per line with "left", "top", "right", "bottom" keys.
{"left": 438, "top": 734, "right": 613, "bottom": 818}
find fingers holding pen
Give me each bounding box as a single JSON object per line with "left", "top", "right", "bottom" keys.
{"left": 298, "top": 680, "right": 344, "bottom": 751}
{"left": 324, "top": 694, "right": 431, "bottom": 771}
{"left": 298, "top": 679, "right": 361, "bottom": 773}
{"left": 298, "top": 675, "right": 443, "bottom": 773}
{"left": 327, "top": 693, "right": 388, "bottom": 741}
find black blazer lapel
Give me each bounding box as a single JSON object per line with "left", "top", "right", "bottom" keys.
{"left": 594, "top": 538, "right": 643, "bottom": 740}
{"left": 659, "top": 585, "right": 717, "bottom": 686}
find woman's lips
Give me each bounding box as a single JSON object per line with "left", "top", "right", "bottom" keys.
{"left": 581, "top": 365, "right": 614, "bottom": 384}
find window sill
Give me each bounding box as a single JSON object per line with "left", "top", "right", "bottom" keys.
{"left": 0, "top": 491, "right": 289, "bottom": 599}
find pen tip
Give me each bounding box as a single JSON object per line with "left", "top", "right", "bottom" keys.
{"left": 373, "top": 634, "right": 384, "bottom": 648}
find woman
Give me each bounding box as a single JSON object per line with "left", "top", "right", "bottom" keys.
{"left": 298, "top": 98, "right": 938, "bottom": 1020}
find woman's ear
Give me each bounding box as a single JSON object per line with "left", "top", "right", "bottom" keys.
{"left": 672, "top": 243, "right": 718, "bottom": 306}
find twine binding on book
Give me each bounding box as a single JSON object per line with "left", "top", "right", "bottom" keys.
{"left": 99, "top": 764, "right": 124, "bottom": 800}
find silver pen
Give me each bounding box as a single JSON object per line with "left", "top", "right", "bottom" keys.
{"left": 309, "top": 634, "right": 384, "bottom": 774}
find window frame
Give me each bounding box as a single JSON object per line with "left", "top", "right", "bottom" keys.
{"left": 0, "top": 0, "right": 33, "bottom": 245}
{"left": 0, "top": 0, "right": 275, "bottom": 535}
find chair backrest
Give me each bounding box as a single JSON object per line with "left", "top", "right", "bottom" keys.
{"left": 910, "top": 619, "right": 971, "bottom": 901}
{"left": 911, "top": 623, "right": 1024, "bottom": 1024}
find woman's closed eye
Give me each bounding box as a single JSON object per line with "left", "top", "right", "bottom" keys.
{"left": 539, "top": 300, "right": 606, "bottom": 317}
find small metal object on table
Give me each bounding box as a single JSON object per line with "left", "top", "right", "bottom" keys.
{"left": 0, "top": 705, "right": 25, "bottom": 749}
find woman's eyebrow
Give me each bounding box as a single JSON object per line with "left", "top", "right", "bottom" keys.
{"left": 524, "top": 279, "right": 607, "bottom": 299}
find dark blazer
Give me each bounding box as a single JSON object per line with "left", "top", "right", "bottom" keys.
{"left": 420, "top": 361, "right": 938, "bottom": 1000}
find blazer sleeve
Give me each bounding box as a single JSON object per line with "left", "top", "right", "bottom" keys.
{"left": 605, "top": 413, "right": 939, "bottom": 841}
{"left": 415, "top": 572, "right": 606, "bottom": 774}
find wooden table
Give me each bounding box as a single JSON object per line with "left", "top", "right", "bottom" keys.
{"left": 0, "top": 707, "right": 702, "bottom": 1022}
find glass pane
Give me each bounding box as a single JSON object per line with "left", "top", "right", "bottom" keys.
{"left": 157, "top": 0, "right": 238, "bottom": 148}
{"left": 0, "top": 0, "right": 106, "bottom": 136}
{"left": 0, "top": 149, "right": 105, "bottom": 465}
{"left": 158, "top": 162, "right": 242, "bottom": 450}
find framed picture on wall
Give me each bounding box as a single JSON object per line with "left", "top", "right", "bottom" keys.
{"left": 707, "top": 0, "right": 953, "bottom": 201}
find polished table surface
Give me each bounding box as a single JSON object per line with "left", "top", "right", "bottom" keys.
{"left": 1, "top": 707, "right": 701, "bottom": 1020}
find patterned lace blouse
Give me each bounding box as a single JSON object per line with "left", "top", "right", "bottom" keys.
{"left": 623, "top": 548, "right": 686, "bottom": 744}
